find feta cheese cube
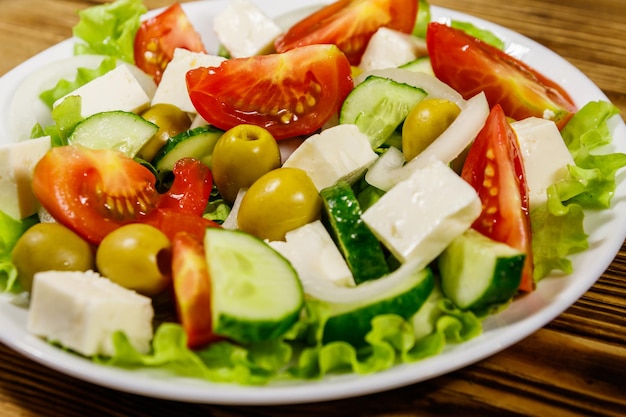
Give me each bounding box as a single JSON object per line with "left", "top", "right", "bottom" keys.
{"left": 27, "top": 270, "right": 154, "bottom": 357}
{"left": 151, "top": 48, "right": 226, "bottom": 113}
{"left": 511, "top": 117, "right": 575, "bottom": 209}
{"left": 54, "top": 64, "right": 156, "bottom": 118}
{"left": 269, "top": 220, "right": 355, "bottom": 288}
{"left": 359, "top": 27, "right": 427, "bottom": 72}
{"left": 214, "top": 0, "right": 281, "bottom": 58}
{"left": 0, "top": 136, "right": 51, "bottom": 219}
{"left": 282, "top": 124, "right": 378, "bottom": 191}
{"left": 362, "top": 159, "right": 481, "bottom": 266}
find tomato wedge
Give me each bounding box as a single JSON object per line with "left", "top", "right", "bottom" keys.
{"left": 275, "top": 0, "right": 418, "bottom": 66}
{"left": 32, "top": 146, "right": 160, "bottom": 245}
{"left": 142, "top": 208, "right": 219, "bottom": 243}
{"left": 461, "top": 105, "right": 534, "bottom": 292}
{"left": 171, "top": 232, "right": 220, "bottom": 349}
{"left": 186, "top": 44, "right": 353, "bottom": 140}
{"left": 427, "top": 22, "right": 577, "bottom": 129}
{"left": 157, "top": 157, "right": 213, "bottom": 216}
{"left": 134, "top": 3, "right": 206, "bottom": 84}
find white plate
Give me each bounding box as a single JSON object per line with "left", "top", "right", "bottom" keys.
{"left": 0, "top": 0, "right": 625, "bottom": 406}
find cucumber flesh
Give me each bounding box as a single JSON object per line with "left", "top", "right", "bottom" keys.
{"left": 339, "top": 75, "right": 427, "bottom": 149}
{"left": 152, "top": 125, "right": 224, "bottom": 174}
{"left": 438, "top": 229, "right": 525, "bottom": 313}
{"left": 320, "top": 181, "right": 389, "bottom": 284}
{"left": 204, "top": 228, "right": 304, "bottom": 344}
{"left": 400, "top": 56, "right": 434, "bottom": 76}
{"left": 323, "top": 267, "right": 435, "bottom": 346}
{"left": 68, "top": 110, "right": 158, "bottom": 158}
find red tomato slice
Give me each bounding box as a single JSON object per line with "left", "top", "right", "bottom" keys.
{"left": 157, "top": 158, "right": 213, "bottom": 216}
{"left": 171, "top": 232, "right": 220, "bottom": 349}
{"left": 134, "top": 3, "right": 206, "bottom": 84}
{"left": 32, "top": 146, "right": 160, "bottom": 245}
{"left": 461, "top": 105, "right": 534, "bottom": 292}
{"left": 186, "top": 44, "right": 354, "bottom": 140}
{"left": 142, "top": 208, "right": 219, "bottom": 243}
{"left": 274, "top": 0, "right": 418, "bottom": 66}
{"left": 426, "top": 22, "right": 577, "bottom": 129}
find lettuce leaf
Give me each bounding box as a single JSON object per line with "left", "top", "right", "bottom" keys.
{"left": 32, "top": 95, "right": 84, "bottom": 147}
{"left": 0, "top": 211, "right": 38, "bottom": 292}
{"left": 72, "top": 0, "right": 146, "bottom": 64}
{"left": 100, "top": 291, "right": 481, "bottom": 385}
{"left": 531, "top": 100, "right": 626, "bottom": 281}
{"left": 38, "top": 57, "right": 117, "bottom": 109}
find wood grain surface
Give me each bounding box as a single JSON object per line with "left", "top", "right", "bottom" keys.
{"left": 1, "top": 1, "right": 625, "bottom": 416}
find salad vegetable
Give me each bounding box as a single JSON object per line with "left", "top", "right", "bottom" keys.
{"left": 0, "top": 0, "right": 624, "bottom": 386}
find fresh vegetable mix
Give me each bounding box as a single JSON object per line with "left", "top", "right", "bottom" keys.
{"left": 0, "top": 0, "right": 624, "bottom": 386}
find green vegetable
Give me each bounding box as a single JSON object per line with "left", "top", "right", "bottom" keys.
{"left": 39, "top": 57, "right": 117, "bottom": 109}
{"left": 439, "top": 229, "right": 525, "bottom": 315}
{"left": 412, "top": 0, "right": 432, "bottom": 38}
{"left": 451, "top": 20, "right": 505, "bottom": 50}
{"left": 205, "top": 228, "right": 304, "bottom": 344}
{"left": 531, "top": 100, "right": 626, "bottom": 280}
{"left": 320, "top": 181, "right": 389, "bottom": 284}
{"left": 72, "top": 0, "right": 147, "bottom": 64}
{"left": 0, "top": 211, "right": 38, "bottom": 293}
{"left": 340, "top": 75, "right": 427, "bottom": 149}
{"left": 322, "top": 267, "right": 435, "bottom": 346}
{"left": 69, "top": 110, "right": 158, "bottom": 157}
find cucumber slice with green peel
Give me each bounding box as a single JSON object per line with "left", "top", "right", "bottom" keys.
{"left": 204, "top": 227, "right": 304, "bottom": 344}
{"left": 400, "top": 56, "right": 434, "bottom": 76}
{"left": 438, "top": 229, "right": 525, "bottom": 313}
{"left": 68, "top": 110, "right": 158, "bottom": 158}
{"left": 339, "top": 75, "right": 427, "bottom": 149}
{"left": 323, "top": 267, "right": 435, "bottom": 346}
{"left": 321, "top": 181, "right": 389, "bottom": 285}
{"left": 152, "top": 125, "right": 224, "bottom": 174}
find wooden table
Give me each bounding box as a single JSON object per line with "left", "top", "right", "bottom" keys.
{"left": 1, "top": 1, "right": 625, "bottom": 416}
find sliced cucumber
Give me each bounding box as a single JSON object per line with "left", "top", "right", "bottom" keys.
{"left": 438, "top": 229, "right": 525, "bottom": 313}
{"left": 339, "top": 75, "right": 427, "bottom": 149}
{"left": 323, "top": 267, "right": 434, "bottom": 346}
{"left": 152, "top": 125, "right": 224, "bottom": 173}
{"left": 68, "top": 110, "right": 158, "bottom": 158}
{"left": 320, "top": 181, "right": 389, "bottom": 284}
{"left": 400, "top": 56, "right": 434, "bottom": 76}
{"left": 204, "top": 228, "right": 304, "bottom": 344}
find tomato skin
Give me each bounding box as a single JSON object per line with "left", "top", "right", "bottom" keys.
{"left": 134, "top": 3, "right": 206, "bottom": 84}
{"left": 426, "top": 22, "right": 577, "bottom": 129}
{"left": 171, "top": 232, "right": 220, "bottom": 349}
{"left": 32, "top": 146, "right": 160, "bottom": 245}
{"left": 142, "top": 208, "right": 219, "bottom": 243}
{"left": 186, "top": 44, "right": 354, "bottom": 140}
{"left": 461, "top": 105, "right": 534, "bottom": 292}
{"left": 274, "top": 0, "right": 418, "bottom": 66}
{"left": 157, "top": 157, "right": 213, "bottom": 216}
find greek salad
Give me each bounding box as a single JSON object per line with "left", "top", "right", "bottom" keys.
{"left": 0, "top": 0, "right": 624, "bottom": 386}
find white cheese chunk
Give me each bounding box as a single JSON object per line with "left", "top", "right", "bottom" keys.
{"left": 54, "top": 64, "right": 156, "bottom": 118}
{"left": 27, "top": 270, "right": 154, "bottom": 357}
{"left": 0, "top": 136, "right": 51, "bottom": 220}
{"left": 213, "top": 0, "right": 281, "bottom": 58}
{"left": 359, "top": 27, "right": 427, "bottom": 72}
{"left": 511, "top": 117, "right": 575, "bottom": 209}
{"left": 282, "top": 124, "right": 378, "bottom": 191}
{"left": 152, "top": 48, "right": 226, "bottom": 113}
{"left": 362, "top": 159, "right": 481, "bottom": 266}
{"left": 269, "top": 220, "right": 355, "bottom": 288}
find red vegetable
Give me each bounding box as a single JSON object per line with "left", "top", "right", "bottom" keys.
{"left": 427, "top": 22, "right": 577, "bottom": 129}
{"left": 461, "top": 105, "right": 534, "bottom": 292}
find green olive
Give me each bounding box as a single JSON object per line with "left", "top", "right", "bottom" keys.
{"left": 402, "top": 98, "right": 462, "bottom": 161}
{"left": 237, "top": 167, "right": 322, "bottom": 241}
{"left": 96, "top": 223, "right": 171, "bottom": 296}
{"left": 138, "top": 103, "right": 192, "bottom": 161}
{"left": 211, "top": 124, "right": 281, "bottom": 203}
{"left": 11, "top": 222, "right": 94, "bottom": 292}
